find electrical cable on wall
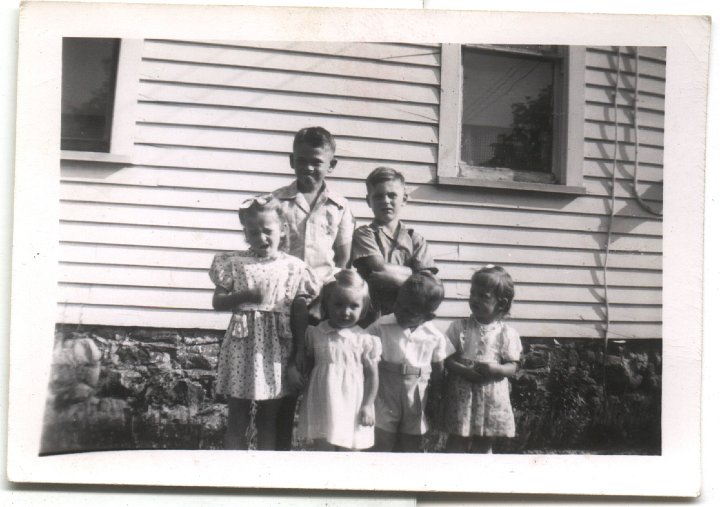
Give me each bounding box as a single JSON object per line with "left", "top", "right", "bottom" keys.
{"left": 600, "top": 46, "right": 622, "bottom": 404}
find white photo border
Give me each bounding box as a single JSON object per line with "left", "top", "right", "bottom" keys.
{"left": 8, "top": 1, "right": 707, "bottom": 496}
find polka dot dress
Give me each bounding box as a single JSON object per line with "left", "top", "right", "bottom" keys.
{"left": 209, "top": 250, "right": 319, "bottom": 400}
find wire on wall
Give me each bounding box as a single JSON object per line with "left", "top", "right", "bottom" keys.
{"left": 600, "top": 46, "right": 622, "bottom": 403}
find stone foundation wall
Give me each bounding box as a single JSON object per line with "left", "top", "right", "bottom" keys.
{"left": 41, "top": 325, "right": 661, "bottom": 455}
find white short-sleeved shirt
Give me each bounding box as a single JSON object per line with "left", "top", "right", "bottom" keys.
{"left": 273, "top": 181, "right": 354, "bottom": 283}
{"left": 365, "top": 314, "right": 455, "bottom": 368}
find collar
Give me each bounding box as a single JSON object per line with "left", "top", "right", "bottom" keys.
{"left": 368, "top": 220, "right": 407, "bottom": 240}
{"left": 467, "top": 317, "right": 501, "bottom": 335}
{"left": 380, "top": 314, "right": 434, "bottom": 336}
{"left": 316, "top": 320, "right": 359, "bottom": 339}
{"left": 273, "top": 181, "right": 346, "bottom": 210}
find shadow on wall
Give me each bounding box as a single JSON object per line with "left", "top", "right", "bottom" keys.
{"left": 40, "top": 325, "right": 661, "bottom": 455}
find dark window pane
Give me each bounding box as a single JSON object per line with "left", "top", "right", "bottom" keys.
{"left": 61, "top": 38, "right": 120, "bottom": 152}
{"left": 461, "top": 47, "right": 555, "bottom": 174}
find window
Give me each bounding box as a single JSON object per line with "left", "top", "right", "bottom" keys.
{"left": 438, "top": 44, "right": 586, "bottom": 194}
{"left": 61, "top": 38, "right": 141, "bottom": 163}
{"left": 62, "top": 38, "right": 120, "bottom": 152}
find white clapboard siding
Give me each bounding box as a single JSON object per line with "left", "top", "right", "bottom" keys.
{"left": 58, "top": 222, "right": 661, "bottom": 270}
{"left": 62, "top": 162, "right": 664, "bottom": 215}
{"left": 136, "top": 103, "right": 440, "bottom": 144}
{"left": 178, "top": 40, "right": 442, "bottom": 66}
{"left": 60, "top": 167, "right": 664, "bottom": 216}
{"left": 60, "top": 280, "right": 660, "bottom": 307}
{"left": 57, "top": 42, "right": 664, "bottom": 339}
{"left": 137, "top": 83, "right": 440, "bottom": 124}
{"left": 134, "top": 123, "right": 438, "bottom": 165}
{"left": 140, "top": 61, "right": 440, "bottom": 105}
{"left": 56, "top": 304, "right": 661, "bottom": 339}
{"left": 57, "top": 283, "right": 660, "bottom": 324}
{"left": 59, "top": 184, "right": 663, "bottom": 237}
{"left": 58, "top": 243, "right": 663, "bottom": 288}
{"left": 143, "top": 40, "right": 441, "bottom": 85}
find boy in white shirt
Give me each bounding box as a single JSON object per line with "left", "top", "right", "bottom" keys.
{"left": 366, "top": 272, "right": 454, "bottom": 452}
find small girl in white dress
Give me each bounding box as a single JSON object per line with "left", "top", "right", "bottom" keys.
{"left": 443, "top": 265, "right": 523, "bottom": 454}
{"left": 209, "top": 195, "right": 319, "bottom": 450}
{"left": 297, "top": 270, "right": 382, "bottom": 451}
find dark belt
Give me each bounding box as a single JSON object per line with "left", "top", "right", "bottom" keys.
{"left": 379, "top": 360, "right": 431, "bottom": 377}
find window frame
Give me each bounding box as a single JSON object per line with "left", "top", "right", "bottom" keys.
{"left": 437, "top": 44, "right": 586, "bottom": 195}
{"left": 60, "top": 39, "right": 142, "bottom": 164}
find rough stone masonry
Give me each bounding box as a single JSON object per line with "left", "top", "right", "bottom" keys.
{"left": 41, "top": 325, "right": 662, "bottom": 454}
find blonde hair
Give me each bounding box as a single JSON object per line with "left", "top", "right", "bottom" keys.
{"left": 320, "top": 270, "right": 371, "bottom": 321}
{"left": 237, "top": 194, "right": 289, "bottom": 251}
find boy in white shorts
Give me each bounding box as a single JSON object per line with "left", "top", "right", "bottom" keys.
{"left": 365, "top": 272, "right": 454, "bottom": 452}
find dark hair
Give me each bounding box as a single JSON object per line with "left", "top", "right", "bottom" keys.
{"left": 320, "top": 269, "right": 371, "bottom": 321}
{"left": 398, "top": 271, "right": 445, "bottom": 316}
{"left": 471, "top": 265, "right": 515, "bottom": 318}
{"left": 365, "top": 166, "right": 406, "bottom": 192}
{"left": 293, "top": 126, "right": 336, "bottom": 154}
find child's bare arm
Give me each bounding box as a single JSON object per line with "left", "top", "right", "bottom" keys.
{"left": 478, "top": 361, "right": 518, "bottom": 381}
{"left": 359, "top": 360, "right": 379, "bottom": 426}
{"left": 445, "top": 353, "right": 486, "bottom": 384}
{"left": 211, "top": 285, "right": 262, "bottom": 310}
{"left": 360, "top": 255, "right": 413, "bottom": 287}
{"left": 290, "top": 296, "right": 310, "bottom": 369}
{"left": 333, "top": 241, "right": 352, "bottom": 269}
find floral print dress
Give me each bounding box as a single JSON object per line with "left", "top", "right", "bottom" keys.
{"left": 443, "top": 318, "right": 523, "bottom": 437}
{"left": 209, "top": 250, "right": 319, "bottom": 400}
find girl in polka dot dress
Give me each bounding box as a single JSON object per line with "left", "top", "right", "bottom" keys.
{"left": 209, "top": 195, "right": 319, "bottom": 450}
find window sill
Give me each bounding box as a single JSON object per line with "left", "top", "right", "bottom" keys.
{"left": 61, "top": 150, "right": 132, "bottom": 165}
{"left": 437, "top": 176, "right": 586, "bottom": 196}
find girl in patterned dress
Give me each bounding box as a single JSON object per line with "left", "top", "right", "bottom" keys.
{"left": 443, "top": 265, "right": 523, "bottom": 454}
{"left": 296, "top": 270, "right": 381, "bottom": 450}
{"left": 209, "top": 195, "right": 319, "bottom": 450}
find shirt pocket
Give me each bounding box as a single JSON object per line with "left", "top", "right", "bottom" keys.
{"left": 322, "top": 208, "right": 341, "bottom": 237}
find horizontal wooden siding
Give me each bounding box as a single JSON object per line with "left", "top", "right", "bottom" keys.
{"left": 58, "top": 42, "right": 664, "bottom": 339}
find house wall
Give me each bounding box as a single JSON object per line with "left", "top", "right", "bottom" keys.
{"left": 58, "top": 41, "right": 664, "bottom": 339}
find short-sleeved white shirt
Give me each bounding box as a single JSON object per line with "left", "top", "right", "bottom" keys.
{"left": 273, "top": 181, "right": 354, "bottom": 283}
{"left": 365, "top": 314, "right": 455, "bottom": 368}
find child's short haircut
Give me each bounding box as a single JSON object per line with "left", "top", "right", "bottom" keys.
{"left": 472, "top": 265, "right": 515, "bottom": 318}
{"left": 398, "top": 271, "right": 444, "bottom": 316}
{"left": 293, "top": 126, "right": 336, "bottom": 154}
{"left": 365, "top": 166, "right": 406, "bottom": 191}
{"left": 320, "top": 269, "right": 371, "bottom": 320}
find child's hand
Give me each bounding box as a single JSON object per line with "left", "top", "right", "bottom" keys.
{"left": 286, "top": 363, "right": 306, "bottom": 393}
{"left": 359, "top": 404, "right": 374, "bottom": 426}
{"left": 242, "top": 287, "right": 264, "bottom": 305}
{"left": 473, "top": 361, "right": 499, "bottom": 382}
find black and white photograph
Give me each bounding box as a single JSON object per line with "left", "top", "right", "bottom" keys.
{"left": 6, "top": 1, "right": 707, "bottom": 497}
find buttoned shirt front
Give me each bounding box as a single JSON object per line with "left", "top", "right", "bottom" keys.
{"left": 351, "top": 221, "right": 437, "bottom": 314}
{"left": 273, "top": 181, "right": 354, "bottom": 283}
{"left": 365, "top": 314, "right": 455, "bottom": 368}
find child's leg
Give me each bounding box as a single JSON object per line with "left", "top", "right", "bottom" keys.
{"left": 445, "top": 433, "right": 472, "bottom": 453}
{"left": 471, "top": 436, "right": 494, "bottom": 454}
{"left": 255, "top": 398, "right": 283, "bottom": 450}
{"left": 224, "top": 398, "right": 252, "bottom": 450}
{"left": 373, "top": 428, "right": 397, "bottom": 452}
{"left": 396, "top": 433, "right": 422, "bottom": 453}
{"left": 274, "top": 395, "right": 298, "bottom": 451}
